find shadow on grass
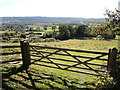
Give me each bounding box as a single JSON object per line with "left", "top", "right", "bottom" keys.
{"left": 2, "top": 65, "right": 96, "bottom": 89}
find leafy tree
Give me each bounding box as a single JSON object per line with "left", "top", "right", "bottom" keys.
{"left": 76, "top": 25, "right": 88, "bottom": 37}
{"left": 29, "top": 27, "right": 33, "bottom": 31}
{"left": 52, "top": 30, "right": 59, "bottom": 39}
{"left": 104, "top": 9, "right": 120, "bottom": 37}
{"left": 36, "top": 27, "right": 40, "bottom": 31}
{"left": 20, "top": 34, "right": 26, "bottom": 39}
{"left": 104, "top": 9, "right": 120, "bottom": 28}
{"left": 52, "top": 26, "right": 56, "bottom": 30}
{"left": 43, "top": 26, "right": 47, "bottom": 30}
{"left": 58, "top": 24, "right": 71, "bottom": 40}
{"left": 68, "top": 25, "right": 76, "bottom": 38}
{"left": 87, "top": 23, "right": 115, "bottom": 39}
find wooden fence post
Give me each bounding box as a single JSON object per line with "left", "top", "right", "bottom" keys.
{"left": 107, "top": 48, "right": 118, "bottom": 72}
{"left": 20, "top": 40, "right": 31, "bottom": 69}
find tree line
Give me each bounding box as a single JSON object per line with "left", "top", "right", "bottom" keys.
{"left": 1, "top": 8, "right": 120, "bottom": 42}
{"left": 49, "top": 9, "right": 120, "bottom": 40}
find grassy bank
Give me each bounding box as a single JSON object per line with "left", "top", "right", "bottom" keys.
{"left": 1, "top": 39, "right": 118, "bottom": 89}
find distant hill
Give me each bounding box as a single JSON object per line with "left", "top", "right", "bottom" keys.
{"left": 2, "top": 16, "right": 105, "bottom": 24}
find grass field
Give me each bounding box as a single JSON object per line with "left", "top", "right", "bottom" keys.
{"left": 1, "top": 39, "right": 119, "bottom": 89}
{"left": 0, "top": 31, "right": 16, "bottom": 34}
{"left": 30, "top": 39, "right": 118, "bottom": 51}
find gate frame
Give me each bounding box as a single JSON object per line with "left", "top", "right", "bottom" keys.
{"left": 20, "top": 41, "right": 118, "bottom": 76}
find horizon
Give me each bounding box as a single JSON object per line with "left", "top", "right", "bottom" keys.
{"left": 0, "top": 0, "right": 119, "bottom": 18}
{"left": 1, "top": 16, "right": 105, "bottom": 19}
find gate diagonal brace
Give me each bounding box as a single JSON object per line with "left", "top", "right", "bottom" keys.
{"left": 82, "top": 54, "right": 107, "bottom": 76}
{"left": 83, "top": 54, "right": 106, "bottom": 63}
{"left": 30, "top": 47, "right": 47, "bottom": 63}
{"left": 63, "top": 62, "right": 81, "bottom": 70}
{"left": 31, "top": 46, "right": 53, "bottom": 62}
{"left": 63, "top": 50, "right": 103, "bottom": 76}
{"left": 44, "top": 55, "right": 62, "bottom": 69}
{"left": 40, "top": 49, "right": 63, "bottom": 69}
{"left": 31, "top": 47, "right": 105, "bottom": 76}
{"left": 63, "top": 50, "right": 85, "bottom": 69}
{"left": 82, "top": 62, "right": 103, "bottom": 76}
{"left": 31, "top": 47, "right": 62, "bottom": 69}
{"left": 63, "top": 50, "right": 83, "bottom": 63}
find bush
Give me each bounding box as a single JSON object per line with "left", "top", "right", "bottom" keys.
{"left": 96, "top": 57, "right": 120, "bottom": 89}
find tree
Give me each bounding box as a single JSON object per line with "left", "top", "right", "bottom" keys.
{"left": 76, "top": 25, "right": 88, "bottom": 37}
{"left": 20, "top": 34, "right": 26, "bottom": 39}
{"left": 43, "top": 26, "right": 47, "bottom": 30}
{"left": 104, "top": 9, "right": 120, "bottom": 27}
{"left": 52, "top": 26, "right": 56, "bottom": 30}
{"left": 29, "top": 27, "right": 33, "bottom": 31}
{"left": 58, "top": 25, "right": 71, "bottom": 40}
{"left": 36, "top": 27, "right": 40, "bottom": 31}
{"left": 104, "top": 9, "right": 120, "bottom": 36}
{"left": 68, "top": 25, "right": 76, "bottom": 38}
{"left": 87, "top": 23, "right": 115, "bottom": 39}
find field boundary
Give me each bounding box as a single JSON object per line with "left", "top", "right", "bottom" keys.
{"left": 1, "top": 40, "right": 119, "bottom": 77}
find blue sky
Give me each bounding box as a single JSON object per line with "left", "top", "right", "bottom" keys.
{"left": 0, "top": 0, "right": 119, "bottom": 18}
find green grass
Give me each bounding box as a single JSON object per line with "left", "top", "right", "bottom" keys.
{"left": 2, "top": 65, "right": 97, "bottom": 89}
{"left": 31, "top": 39, "right": 118, "bottom": 52}
{"left": 44, "top": 30, "right": 53, "bottom": 32}
{"left": 0, "top": 31, "right": 16, "bottom": 34}
{"left": 1, "top": 39, "right": 118, "bottom": 89}
{"left": 115, "top": 35, "right": 120, "bottom": 39}
{"left": 0, "top": 31, "right": 5, "bottom": 34}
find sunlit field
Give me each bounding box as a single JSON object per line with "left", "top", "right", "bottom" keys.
{"left": 1, "top": 39, "right": 119, "bottom": 89}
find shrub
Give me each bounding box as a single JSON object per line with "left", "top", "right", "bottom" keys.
{"left": 96, "top": 57, "right": 120, "bottom": 89}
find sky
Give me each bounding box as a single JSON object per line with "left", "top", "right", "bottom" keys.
{"left": 0, "top": 0, "right": 119, "bottom": 18}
